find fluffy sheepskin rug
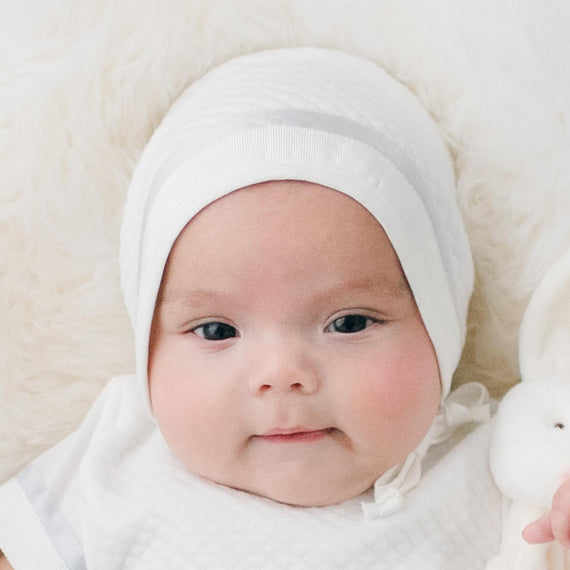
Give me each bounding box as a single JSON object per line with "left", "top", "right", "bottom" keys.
{"left": 1, "top": 0, "right": 569, "bottom": 482}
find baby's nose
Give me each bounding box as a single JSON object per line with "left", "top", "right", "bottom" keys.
{"left": 248, "top": 341, "right": 321, "bottom": 396}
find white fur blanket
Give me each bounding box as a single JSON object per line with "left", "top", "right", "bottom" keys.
{"left": 1, "top": 0, "right": 569, "bottom": 483}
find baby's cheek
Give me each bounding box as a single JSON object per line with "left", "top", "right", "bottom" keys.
{"left": 150, "top": 370, "right": 215, "bottom": 453}
{"left": 346, "top": 368, "right": 409, "bottom": 428}
{"left": 347, "top": 359, "right": 439, "bottom": 449}
{"left": 363, "top": 354, "right": 430, "bottom": 404}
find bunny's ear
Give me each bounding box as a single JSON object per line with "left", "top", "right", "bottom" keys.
{"left": 519, "top": 251, "right": 570, "bottom": 382}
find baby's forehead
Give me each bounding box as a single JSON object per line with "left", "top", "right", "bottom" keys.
{"left": 160, "top": 179, "right": 411, "bottom": 300}
{"left": 178, "top": 179, "right": 383, "bottom": 233}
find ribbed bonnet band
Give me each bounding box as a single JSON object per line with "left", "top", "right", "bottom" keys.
{"left": 119, "top": 48, "right": 483, "bottom": 516}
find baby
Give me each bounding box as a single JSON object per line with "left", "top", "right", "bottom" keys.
{"left": 0, "top": 47, "right": 561, "bottom": 568}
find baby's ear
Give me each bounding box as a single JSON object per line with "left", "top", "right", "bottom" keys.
{"left": 519, "top": 251, "right": 570, "bottom": 382}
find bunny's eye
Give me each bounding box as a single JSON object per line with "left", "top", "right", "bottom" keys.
{"left": 555, "top": 422, "right": 566, "bottom": 430}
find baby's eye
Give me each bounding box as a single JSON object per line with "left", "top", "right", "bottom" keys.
{"left": 192, "top": 322, "right": 238, "bottom": 341}
{"left": 326, "top": 315, "right": 377, "bottom": 334}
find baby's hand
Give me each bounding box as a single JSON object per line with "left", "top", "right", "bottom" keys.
{"left": 523, "top": 478, "right": 570, "bottom": 549}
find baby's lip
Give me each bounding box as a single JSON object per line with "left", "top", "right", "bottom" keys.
{"left": 254, "top": 427, "right": 336, "bottom": 442}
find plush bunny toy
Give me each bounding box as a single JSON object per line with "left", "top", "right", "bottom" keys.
{"left": 486, "top": 251, "right": 570, "bottom": 570}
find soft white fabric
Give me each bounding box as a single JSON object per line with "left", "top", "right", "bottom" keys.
{"left": 518, "top": 250, "right": 570, "bottom": 384}
{"left": 0, "top": 375, "right": 502, "bottom": 570}
{"left": 485, "top": 500, "right": 570, "bottom": 570}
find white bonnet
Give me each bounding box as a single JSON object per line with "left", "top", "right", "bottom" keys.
{"left": 119, "top": 47, "right": 473, "bottom": 414}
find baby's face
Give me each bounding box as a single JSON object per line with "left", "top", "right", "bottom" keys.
{"left": 148, "top": 181, "right": 441, "bottom": 506}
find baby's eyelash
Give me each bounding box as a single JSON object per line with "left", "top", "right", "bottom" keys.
{"left": 191, "top": 322, "right": 238, "bottom": 341}
{"left": 325, "top": 314, "right": 383, "bottom": 334}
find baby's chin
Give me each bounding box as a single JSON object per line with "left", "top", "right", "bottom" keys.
{"left": 223, "top": 474, "right": 376, "bottom": 508}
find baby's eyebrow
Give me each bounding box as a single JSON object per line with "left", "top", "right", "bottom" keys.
{"left": 156, "top": 275, "right": 412, "bottom": 313}
{"left": 156, "top": 289, "right": 228, "bottom": 309}
{"left": 306, "top": 275, "right": 413, "bottom": 306}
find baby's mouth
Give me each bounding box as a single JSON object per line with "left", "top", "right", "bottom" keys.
{"left": 254, "top": 427, "right": 336, "bottom": 443}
